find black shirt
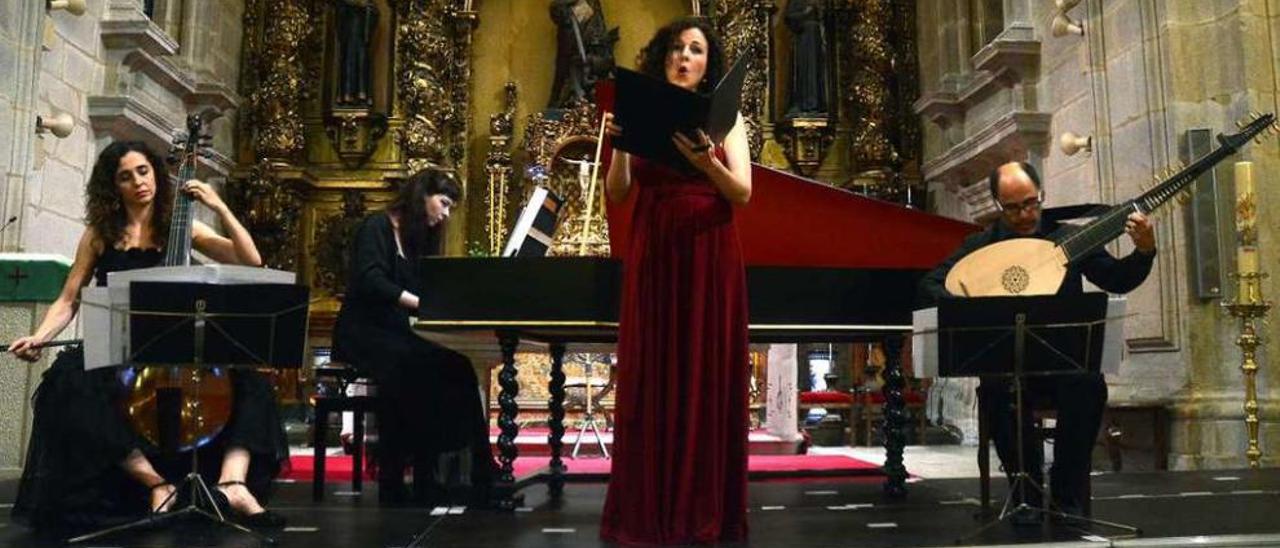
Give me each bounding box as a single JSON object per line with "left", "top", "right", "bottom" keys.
{"left": 333, "top": 213, "right": 420, "bottom": 360}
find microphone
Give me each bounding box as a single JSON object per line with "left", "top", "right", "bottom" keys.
{"left": 0, "top": 216, "right": 16, "bottom": 234}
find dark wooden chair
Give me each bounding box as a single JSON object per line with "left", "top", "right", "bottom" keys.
{"left": 312, "top": 364, "right": 378, "bottom": 501}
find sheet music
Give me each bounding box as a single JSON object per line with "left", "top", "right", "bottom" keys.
{"left": 1101, "top": 297, "right": 1126, "bottom": 375}
{"left": 911, "top": 307, "right": 938, "bottom": 378}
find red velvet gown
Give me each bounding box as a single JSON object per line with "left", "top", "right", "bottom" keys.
{"left": 600, "top": 150, "right": 750, "bottom": 544}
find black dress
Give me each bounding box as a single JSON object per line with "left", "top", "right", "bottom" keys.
{"left": 332, "top": 213, "right": 494, "bottom": 496}
{"left": 11, "top": 247, "right": 289, "bottom": 531}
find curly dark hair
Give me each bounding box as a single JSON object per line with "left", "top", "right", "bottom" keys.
{"left": 387, "top": 167, "right": 463, "bottom": 260}
{"left": 85, "top": 141, "right": 174, "bottom": 250}
{"left": 638, "top": 17, "right": 725, "bottom": 94}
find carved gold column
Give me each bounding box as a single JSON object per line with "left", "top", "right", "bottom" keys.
{"left": 398, "top": 0, "right": 473, "bottom": 171}
{"left": 450, "top": 4, "right": 479, "bottom": 174}
{"left": 711, "top": 0, "right": 775, "bottom": 160}
{"left": 1224, "top": 161, "right": 1271, "bottom": 469}
{"left": 888, "top": 0, "right": 922, "bottom": 195}
{"left": 245, "top": 0, "right": 308, "bottom": 161}
{"left": 233, "top": 0, "right": 312, "bottom": 270}
{"left": 840, "top": 0, "right": 894, "bottom": 186}
{"left": 485, "top": 82, "right": 517, "bottom": 255}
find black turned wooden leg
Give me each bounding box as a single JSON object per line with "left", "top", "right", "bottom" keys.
{"left": 881, "top": 336, "right": 909, "bottom": 499}
{"left": 495, "top": 331, "right": 522, "bottom": 510}
{"left": 978, "top": 396, "right": 991, "bottom": 514}
{"left": 353, "top": 406, "right": 365, "bottom": 492}
{"left": 313, "top": 401, "right": 328, "bottom": 502}
{"left": 547, "top": 342, "right": 567, "bottom": 499}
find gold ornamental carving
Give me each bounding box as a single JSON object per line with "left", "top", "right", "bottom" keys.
{"left": 710, "top": 0, "right": 775, "bottom": 160}
{"left": 324, "top": 110, "right": 390, "bottom": 168}
{"left": 520, "top": 100, "right": 610, "bottom": 257}
{"left": 396, "top": 0, "right": 477, "bottom": 172}
{"left": 776, "top": 116, "right": 834, "bottom": 177}
{"left": 312, "top": 190, "right": 371, "bottom": 296}
{"left": 839, "top": 0, "right": 894, "bottom": 171}
{"left": 229, "top": 160, "right": 305, "bottom": 270}
{"left": 834, "top": 0, "right": 921, "bottom": 199}
{"left": 242, "top": 0, "right": 311, "bottom": 161}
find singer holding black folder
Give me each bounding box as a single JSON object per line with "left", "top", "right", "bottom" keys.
{"left": 600, "top": 17, "right": 752, "bottom": 544}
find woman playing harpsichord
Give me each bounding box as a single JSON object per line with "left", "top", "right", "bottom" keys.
{"left": 332, "top": 167, "right": 498, "bottom": 506}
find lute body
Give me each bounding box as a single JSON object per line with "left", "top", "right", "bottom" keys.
{"left": 944, "top": 238, "right": 1068, "bottom": 296}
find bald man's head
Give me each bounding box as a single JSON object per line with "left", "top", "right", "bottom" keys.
{"left": 989, "top": 161, "right": 1043, "bottom": 235}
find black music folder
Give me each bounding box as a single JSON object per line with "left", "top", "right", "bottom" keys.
{"left": 935, "top": 294, "right": 1108, "bottom": 378}
{"left": 129, "top": 281, "right": 309, "bottom": 367}
{"left": 612, "top": 55, "right": 748, "bottom": 171}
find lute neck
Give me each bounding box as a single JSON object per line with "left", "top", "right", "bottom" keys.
{"left": 1052, "top": 140, "right": 1232, "bottom": 263}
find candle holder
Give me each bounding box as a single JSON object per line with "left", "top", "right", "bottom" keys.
{"left": 1222, "top": 280, "right": 1270, "bottom": 469}
{"left": 1222, "top": 161, "right": 1271, "bottom": 468}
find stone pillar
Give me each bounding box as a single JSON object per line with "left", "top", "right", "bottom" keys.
{"left": 765, "top": 344, "right": 801, "bottom": 441}
{"left": 1, "top": 0, "right": 47, "bottom": 252}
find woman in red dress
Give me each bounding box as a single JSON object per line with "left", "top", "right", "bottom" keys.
{"left": 600, "top": 17, "right": 753, "bottom": 544}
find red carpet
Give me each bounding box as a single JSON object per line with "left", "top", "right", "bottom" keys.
{"left": 285, "top": 453, "right": 882, "bottom": 482}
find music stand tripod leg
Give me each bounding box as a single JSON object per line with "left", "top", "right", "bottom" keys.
{"left": 67, "top": 472, "right": 279, "bottom": 546}
{"left": 71, "top": 300, "right": 279, "bottom": 546}
{"left": 958, "top": 313, "right": 1138, "bottom": 544}
{"left": 570, "top": 359, "right": 609, "bottom": 459}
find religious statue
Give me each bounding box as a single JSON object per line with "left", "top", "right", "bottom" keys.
{"left": 335, "top": 0, "right": 378, "bottom": 106}
{"left": 548, "top": 0, "right": 619, "bottom": 109}
{"left": 785, "top": 0, "right": 828, "bottom": 116}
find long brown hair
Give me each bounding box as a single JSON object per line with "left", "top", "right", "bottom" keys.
{"left": 85, "top": 141, "right": 174, "bottom": 250}
{"left": 387, "top": 167, "right": 462, "bottom": 260}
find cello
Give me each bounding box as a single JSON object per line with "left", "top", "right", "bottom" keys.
{"left": 117, "top": 113, "right": 234, "bottom": 453}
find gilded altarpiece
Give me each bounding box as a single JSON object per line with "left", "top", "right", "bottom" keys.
{"left": 233, "top": 0, "right": 478, "bottom": 338}
{"left": 230, "top": 1, "right": 922, "bottom": 436}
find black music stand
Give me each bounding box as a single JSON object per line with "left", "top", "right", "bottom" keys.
{"left": 934, "top": 294, "right": 1140, "bottom": 543}
{"left": 68, "top": 281, "right": 309, "bottom": 546}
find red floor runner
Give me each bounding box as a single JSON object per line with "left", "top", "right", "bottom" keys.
{"left": 286, "top": 453, "right": 881, "bottom": 482}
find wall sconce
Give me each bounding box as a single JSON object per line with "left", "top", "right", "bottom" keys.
{"left": 36, "top": 112, "right": 75, "bottom": 138}
{"left": 46, "top": 0, "right": 87, "bottom": 16}
{"left": 1051, "top": 0, "right": 1084, "bottom": 37}
{"left": 1059, "top": 131, "right": 1092, "bottom": 156}
{"left": 1052, "top": 12, "right": 1084, "bottom": 36}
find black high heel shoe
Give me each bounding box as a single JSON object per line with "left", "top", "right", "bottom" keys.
{"left": 213, "top": 480, "right": 287, "bottom": 528}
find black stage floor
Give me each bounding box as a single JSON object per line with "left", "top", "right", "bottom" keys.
{"left": 3, "top": 467, "right": 1279, "bottom": 547}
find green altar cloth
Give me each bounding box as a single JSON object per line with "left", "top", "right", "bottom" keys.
{"left": 0, "top": 253, "right": 72, "bottom": 303}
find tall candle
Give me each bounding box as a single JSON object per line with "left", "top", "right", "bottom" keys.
{"left": 1235, "top": 161, "right": 1255, "bottom": 205}
{"left": 1239, "top": 247, "right": 1260, "bottom": 275}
